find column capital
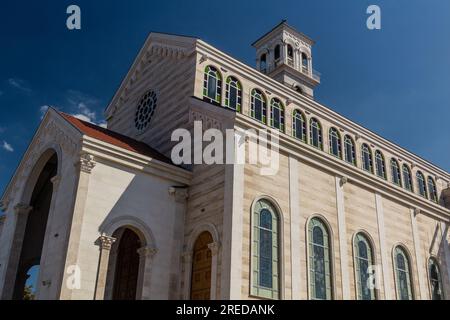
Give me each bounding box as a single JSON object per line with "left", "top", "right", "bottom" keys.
{"left": 13, "top": 203, "right": 33, "bottom": 215}
{"left": 50, "top": 175, "right": 61, "bottom": 189}
{"left": 208, "top": 242, "right": 220, "bottom": 256}
{"left": 98, "top": 235, "right": 116, "bottom": 250}
{"left": 137, "top": 246, "right": 158, "bottom": 259}
{"left": 168, "top": 187, "right": 189, "bottom": 203}
{"left": 77, "top": 153, "right": 96, "bottom": 174}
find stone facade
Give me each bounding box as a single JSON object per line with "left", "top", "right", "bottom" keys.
{"left": 0, "top": 22, "right": 449, "bottom": 300}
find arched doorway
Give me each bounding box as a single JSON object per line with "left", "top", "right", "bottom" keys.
{"left": 12, "top": 152, "right": 57, "bottom": 300}
{"left": 112, "top": 228, "right": 142, "bottom": 300}
{"left": 190, "top": 231, "right": 213, "bottom": 300}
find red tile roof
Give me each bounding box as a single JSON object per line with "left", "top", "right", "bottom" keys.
{"left": 60, "top": 113, "right": 174, "bottom": 165}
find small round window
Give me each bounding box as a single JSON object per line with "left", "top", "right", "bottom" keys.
{"left": 134, "top": 90, "right": 157, "bottom": 132}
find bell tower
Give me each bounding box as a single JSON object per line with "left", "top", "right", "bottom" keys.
{"left": 252, "top": 20, "right": 320, "bottom": 98}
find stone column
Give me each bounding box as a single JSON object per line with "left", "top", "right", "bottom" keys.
{"left": 208, "top": 241, "right": 220, "bottom": 300}
{"left": 168, "top": 187, "right": 188, "bottom": 299}
{"left": 410, "top": 208, "right": 427, "bottom": 299}
{"left": 375, "top": 193, "right": 391, "bottom": 299}
{"left": 94, "top": 235, "right": 116, "bottom": 300}
{"left": 335, "top": 176, "right": 350, "bottom": 299}
{"left": 182, "top": 251, "right": 193, "bottom": 299}
{"left": 136, "top": 246, "right": 157, "bottom": 300}
{"left": 1, "top": 203, "right": 33, "bottom": 299}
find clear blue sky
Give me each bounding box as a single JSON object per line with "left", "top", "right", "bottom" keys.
{"left": 1, "top": 0, "right": 449, "bottom": 194}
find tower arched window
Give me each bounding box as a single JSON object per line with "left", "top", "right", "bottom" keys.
{"left": 270, "top": 98, "right": 285, "bottom": 132}
{"left": 394, "top": 246, "right": 413, "bottom": 300}
{"left": 274, "top": 45, "right": 281, "bottom": 61}
{"left": 416, "top": 171, "right": 427, "bottom": 198}
{"left": 203, "top": 65, "right": 222, "bottom": 105}
{"left": 302, "top": 53, "right": 309, "bottom": 70}
{"left": 374, "top": 150, "right": 385, "bottom": 179}
{"left": 251, "top": 89, "right": 267, "bottom": 124}
{"left": 293, "top": 110, "right": 307, "bottom": 142}
{"left": 329, "top": 127, "right": 342, "bottom": 158}
{"left": 427, "top": 177, "right": 438, "bottom": 203}
{"left": 287, "top": 44, "right": 293, "bottom": 59}
{"left": 402, "top": 164, "right": 413, "bottom": 192}
{"left": 225, "top": 76, "right": 242, "bottom": 112}
{"left": 251, "top": 199, "right": 280, "bottom": 299}
{"left": 344, "top": 135, "right": 356, "bottom": 166}
{"left": 260, "top": 54, "right": 267, "bottom": 73}
{"left": 308, "top": 217, "right": 333, "bottom": 300}
{"left": 310, "top": 118, "right": 323, "bottom": 150}
{"left": 353, "top": 233, "right": 376, "bottom": 300}
{"left": 362, "top": 144, "right": 374, "bottom": 173}
{"left": 391, "top": 158, "right": 402, "bottom": 186}
{"left": 428, "top": 258, "right": 444, "bottom": 300}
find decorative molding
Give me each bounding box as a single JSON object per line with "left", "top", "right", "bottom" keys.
{"left": 208, "top": 242, "right": 220, "bottom": 256}
{"left": 168, "top": 187, "right": 189, "bottom": 203}
{"left": 137, "top": 246, "right": 158, "bottom": 259}
{"left": 189, "top": 110, "right": 222, "bottom": 130}
{"left": 13, "top": 203, "right": 33, "bottom": 215}
{"left": 98, "top": 235, "right": 116, "bottom": 251}
{"left": 42, "top": 120, "right": 78, "bottom": 155}
{"left": 340, "top": 176, "right": 348, "bottom": 186}
{"left": 414, "top": 208, "right": 421, "bottom": 217}
{"left": 77, "top": 153, "right": 96, "bottom": 174}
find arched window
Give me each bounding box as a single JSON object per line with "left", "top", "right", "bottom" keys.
{"left": 302, "top": 53, "right": 308, "bottom": 70}
{"left": 287, "top": 44, "right": 293, "bottom": 59}
{"left": 252, "top": 199, "right": 280, "bottom": 299}
{"left": 251, "top": 89, "right": 267, "bottom": 124}
{"left": 270, "top": 98, "right": 285, "bottom": 132}
{"left": 391, "top": 158, "right": 402, "bottom": 186}
{"left": 428, "top": 258, "right": 444, "bottom": 300}
{"left": 310, "top": 118, "right": 323, "bottom": 150}
{"left": 416, "top": 171, "right": 427, "bottom": 198}
{"left": 427, "top": 177, "right": 438, "bottom": 203}
{"left": 308, "top": 217, "right": 333, "bottom": 300}
{"left": 374, "top": 150, "right": 385, "bottom": 179}
{"left": 225, "top": 76, "right": 242, "bottom": 112}
{"left": 260, "top": 54, "right": 267, "bottom": 73}
{"left": 353, "top": 233, "right": 376, "bottom": 300}
{"left": 190, "top": 231, "right": 213, "bottom": 300}
{"left": 403, "top": 165, "right": 413, "bottom": 192}
{"left": 292, "top": 110, "right": 307, "bottom": 142}
{"left": 329, "top": 128, "right": 342, "bottom": 158}
{"left": 344, "top": 135, "right": 356, "bottom": 166}
{"left": 394, "top": 246, "right": 413, "bottom": 300}
{"left": 274, "top": 45, "right": 281, "bottom": 61}
{"left": 203, "top": 65, "right": 222, "bottom": 104}
{"left": 362, "top": 144, "right": 374, "bottom": 173}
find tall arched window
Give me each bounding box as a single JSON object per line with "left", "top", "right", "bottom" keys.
{"left": 310, "top": 118, "right": 323, "bottom": 150}
{"left": 260, "top": 54, "right": 267, "bottom": 73}
{"left": 251, "top": 89, "right": 267, "bottom": 124}
{"left": 302, "top": 53, "right": 308, "bottom": 70}
{"left": 344, "top": 135, "right": 356, "bottom": 166}
{"left": 374, "top": 150, "right": 385, "bottom": 179}
{"left": 428, "top": 258, "right": 444, "bottom": 300}
{"left": 353, "top": 233, "right": 376, "bottom": 300}
{"left": 270, "top": 98, "right": 285, "bottom": 132}
{"left": 362, "top": 144, "right": 374, "bottom": 173}
{"left": 287, "top": 44, "right": 294, "bottom": 66}
{"left": 416, "top": 171, "right": 427, "bottom": 198}
{"left": 391, "top": 158, "right": 402, "bottom": 186}
{"left": 427, "top": 177, "right": 438, "bottom": 203}
{"left": 403, "top": 164, "right": 413, "bottom": 192}
{"left": 203, "top": 66, "right": 222, "bottom": 104}
{"left": 329, "top": 128, "right": 342, "bottom": 158}
{"left": 394, "top": 246, "right": 413, "bottom": 300}
{"left": 293, "top": 110, "right": 307, "bottom": 142}
{"left": 252, "top": 199, "right": 280, "bottom": 299}
{"left": 225, "top": 76, "right": 242, "bottom": 112}
{"left": 274, "top": 44, "right": 281, "bottom": 61}
{"left": 308, "top": 217, "right": 332, "bottom": 300}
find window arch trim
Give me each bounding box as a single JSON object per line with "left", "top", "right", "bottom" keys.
{"left": 203, "top": 65, "right": 222, "bottom": 105}
{"left": 427, "top": 256, "right": 445, "bottom": 300}
{"left": 362, "top": 144, "right": 374, "bottom": 173}
{"left": 250, "top": 88, "right": 267, "bottom": 124}
{"left": 352, "top": 231, "right": 377, "bottom": 300}
{"left": 390, "top": 158, "right": 402, "bottom": 187}
{"left": 292, "top": 109, "right": 307, "bottom": 143}
{"left": 392, "top": 244, "right": 415, "bottom": 300}
{"left": 225, "top": 76, "right": 242, "bottom": 112}
{"left": 270, "top": 98, "right": 285, "bottom": 132}
{"left": 329, "top": 127, "right": 342, "bottom": 159}
{"left": 344, "top": 135, "right": 357, "bottom": 166}
{"left": 309, "top": 117, "right": 323, "bottom": 150}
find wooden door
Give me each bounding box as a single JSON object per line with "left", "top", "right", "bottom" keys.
{"left": 190, "top": 231, "right": 213, "bottom": 300}
{"left": 112, "top": 229, "right": 141, "bottom": 300}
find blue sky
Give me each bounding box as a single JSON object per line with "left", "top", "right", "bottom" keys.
{"left": 1, "top": 0, "right": 449, "bottom": 194}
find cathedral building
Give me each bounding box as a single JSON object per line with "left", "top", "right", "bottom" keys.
{"left": 0, "top": 21, "right": 449, "bottom": 300}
